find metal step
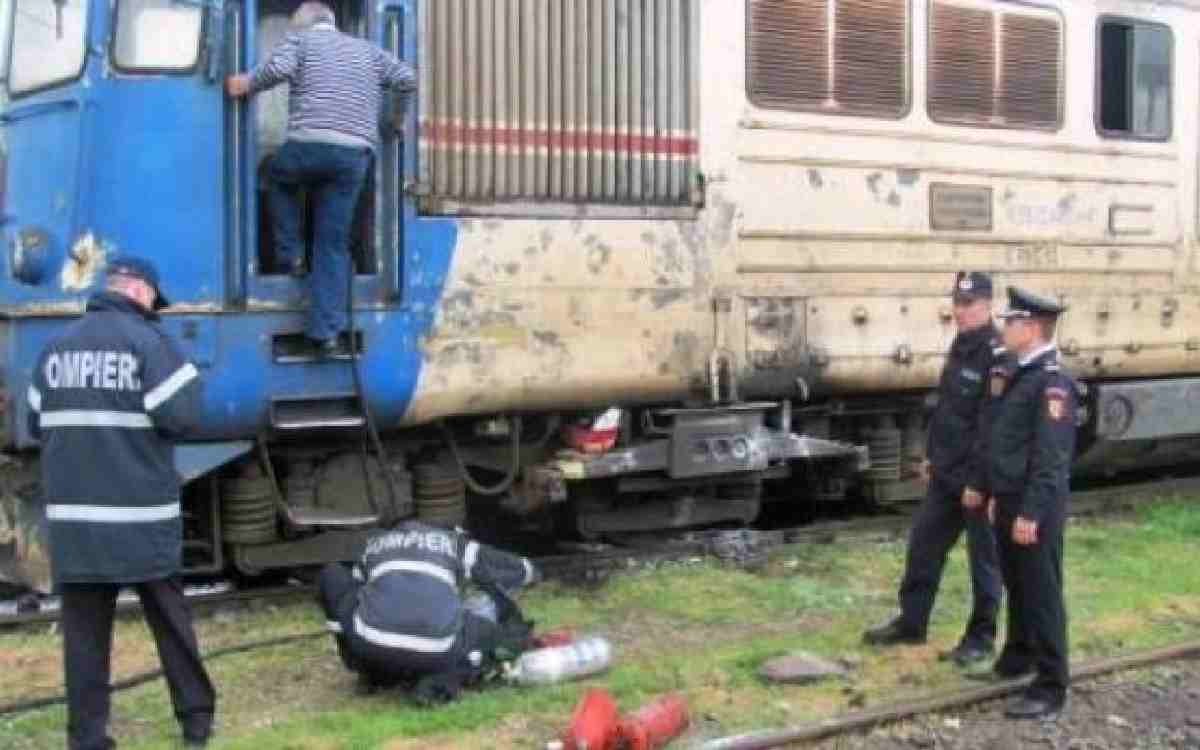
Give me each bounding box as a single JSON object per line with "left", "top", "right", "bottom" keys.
{"left": 270, "top": 396, "right": 364, "bottom": 431}
{"left": 272, "top": 332, "right": 364, "bottom": 364}
{"left": 283, "top": 506, "right": 379, "bottom": 529}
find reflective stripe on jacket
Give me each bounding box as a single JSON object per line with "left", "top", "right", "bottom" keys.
{"left": 28, "top": 292, "right": 200, "bottom": 585}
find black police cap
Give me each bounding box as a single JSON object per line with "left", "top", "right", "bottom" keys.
{"left": 952, "top": 271, "right": 993, "bottom": 302}
{"left": 107, "top": 255, "right": 170, "bottom": 310}
{"left": 997, "top": 286, "right": 1066, "bottom": 319}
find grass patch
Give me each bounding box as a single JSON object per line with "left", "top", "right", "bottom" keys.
{"left": 2, "top": 498, "right": 1198, "bottom": 749}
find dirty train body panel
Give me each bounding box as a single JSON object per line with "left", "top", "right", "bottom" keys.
{"left": 3, "top": 0, "right": 1200, "bottom": 588}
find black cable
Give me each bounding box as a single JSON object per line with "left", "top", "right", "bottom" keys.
{"left": 0, "top": 631, "right": 326, "bottom": 718}
{"left": 439, "top": 417, "right": 522, "bottom": 497}
{"left": 345, "top": 215, "right": 402, "bottom": 525}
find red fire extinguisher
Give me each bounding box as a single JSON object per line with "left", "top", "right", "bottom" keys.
{"left": 619, "top": 694, "right": 690, "bottom": 750}
{"left": 553, "top": 688, "right": 620, "bottom": 750}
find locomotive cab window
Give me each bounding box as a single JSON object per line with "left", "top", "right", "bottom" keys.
{"left": 9, "top": 0, "right": 88, "bottom": 96}
{"left": 746, "top": 0, "right": 911, "bottom": 118}
{"left": 112, "top": 0, "right": 203, "bottom": 72}
{"left": 928, "top": 0, "right": 1063, "bottom": 131}
{"left": 1097, "top": 19, "right": 1171, "bottom": 140}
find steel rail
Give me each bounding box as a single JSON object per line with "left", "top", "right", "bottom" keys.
{"left": 693, "top": 640, "right": 1200, "bottom": 749}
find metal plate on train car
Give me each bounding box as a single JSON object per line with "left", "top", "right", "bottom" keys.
{"left": 929, "top": 183, "right": 993, "bottom": 231}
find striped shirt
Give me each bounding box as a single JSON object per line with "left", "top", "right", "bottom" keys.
{"left": 250, "top": 22, "right": 415, "bottom": 149}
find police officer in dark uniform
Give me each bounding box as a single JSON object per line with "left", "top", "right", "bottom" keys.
{"left": 25, "top": 257, "right": 215, "bottom": 749}
{"left": 988, "top": 287, "right": 1076, "bottom": 719}
{"left": 863, "top": 272, "right": 1002, "bottom": 665}
{"left": 318, "top": 520, "right": 539, "bottom": 702}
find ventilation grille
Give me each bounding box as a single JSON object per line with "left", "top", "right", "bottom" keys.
{"left": 420, "top": 0, "right": 698, "bottom": 210}
{"left": 748, "top": 0, "right": 908, "bottom": 118}
{"left": 928, "top": 0, "right": 1062, "bottom": 130}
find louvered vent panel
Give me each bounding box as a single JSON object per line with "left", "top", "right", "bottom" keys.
{"left": 747, "top": 0, "right": 830, "bottom": 110}
{"left": 928, "top": 1, "right": 994, "bottom": 124}
{"left": 834, "top": 0, "right": 907, "bottom": 115}
{"left": 998, "top": 13, "right": 1062, "bottom": 129}
{"left": 420, "top": 0, "right": 697, "bottom": 209}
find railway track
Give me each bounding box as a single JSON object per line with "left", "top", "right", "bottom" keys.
{"left": 2, "top": 473, "right": 1197, "bottom": 629}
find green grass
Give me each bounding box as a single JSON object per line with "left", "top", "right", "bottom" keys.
{"left": 2, "top": 498, "right": 1198, "bottom": 750}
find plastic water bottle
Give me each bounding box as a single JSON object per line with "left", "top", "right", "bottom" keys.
{"left": 507, "top": 636, "right": 614, "bottom": 686}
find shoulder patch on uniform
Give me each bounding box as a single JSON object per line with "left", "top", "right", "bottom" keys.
{"left": 1045, "top": 386, "right": 1070, "bottom": 421}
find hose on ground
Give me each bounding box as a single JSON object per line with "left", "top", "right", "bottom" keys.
{"left": 0, "top": 630, "right": 327, "bottom": 718}
{"left": 438, "top": 417, "right": 522, "bottom": 497}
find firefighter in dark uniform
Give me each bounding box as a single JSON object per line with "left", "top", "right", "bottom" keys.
{"left": 863, "top": 272, "right": 1003, "bottom": 665}
{"left": 318, "top": 520, "right": 540, "bottom": 703}
{"left": 25, "top": 257, "right": 215, "bottom": 749}
{"left": 988, "top": 287, "right": 1076, "bottom": 719}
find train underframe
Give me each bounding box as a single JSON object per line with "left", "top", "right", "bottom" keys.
{"left": 6, "top": 374, "right": 1200, "bottom": 596}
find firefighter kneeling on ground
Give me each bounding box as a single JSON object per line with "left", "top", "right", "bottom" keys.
{"left": 317, "top": 520, "right": 540, "bottom": 703}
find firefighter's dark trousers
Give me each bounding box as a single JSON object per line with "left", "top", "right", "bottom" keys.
{"left": 61, "top": 579, "right": 215, "bottom": 750}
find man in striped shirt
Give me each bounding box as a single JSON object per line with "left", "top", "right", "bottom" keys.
{"left": 27, "top": 256, "right": 214, "bottom": 749}
{"left": 226, "top": 2, "right": 416, "bottom": 355}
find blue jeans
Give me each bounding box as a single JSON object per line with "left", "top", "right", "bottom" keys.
{"left": 267, "top": 140, "right": 371, "bottom": 341}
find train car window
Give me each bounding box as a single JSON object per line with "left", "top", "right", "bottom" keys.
{"left": 419, "top": 0, "right": 699, "bottom": 214}
{"left": 9, "top": 0, "right": 88, "bottom": 96}
{"left": 746, "top": 0, "right": 909, "bottom": 118}
{"left": 1097, "top": 19, "right": 1171, "bottom": 140}
{"left": 112, "top": 0, "right": 203, "bottom": 72}
{"left": 928, "top": 0, "right": 1062, "bottom": 131}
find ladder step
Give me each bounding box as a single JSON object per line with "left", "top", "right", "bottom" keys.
{"left": 270, "top": 396, "right": 364, "bottom": 431}
{"left": 284, "top": 507, "right": 379, "bottom": 529}
{"left": 272, "top": 332, "right": 364, "bottom": 364}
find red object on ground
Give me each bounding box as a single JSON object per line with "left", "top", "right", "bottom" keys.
{"left": 619, "top": 694, "right": 690, "bottom": 750}
{"left": 561, "top": 688, "right": 620, "bottom": 750}
{"left": 562, "top": 422, "right": 619, "bottom": 454}
{"left": 533, "top": 628, "right": 577, "bottom": 648}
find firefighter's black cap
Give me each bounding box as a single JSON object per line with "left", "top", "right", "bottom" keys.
{"left": 107, "top": 255, "right": 170, "bottom": 310}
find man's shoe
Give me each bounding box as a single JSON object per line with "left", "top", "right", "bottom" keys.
{"left": 1004, "top": 695, "right": 1063, "bottom": 720}
{"left": 938, "top": 641, "right": 994, "bottom": 666}
{"left": 862, "top": 616, "right": 926, "bottom": 646}
{"left": 965, "top": 665, "right": 1034, "bottom": 682}
{"left": 183, "top": 733, "right": 210, "bottom": 748}
{"left": 308, "top": 337, "right": 340, "bottom": 358}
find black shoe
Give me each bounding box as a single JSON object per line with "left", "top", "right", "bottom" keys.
{"left": 1004, "top": 695, "right": 1063, "bottom": 720}
{"left": 966, "top": 665, "right": 1034, "bottom": 682}
{"left": 308, "top": 337, "right": 340, "bottom": 358}
{"left": 938, "top": 641, "right": 994, "bottom": 667}
{"left": 862, "top": 616, "right": 926, "bottom": 646}
{"left": 183, "top": 733, "right": 210, "bottom": 748}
